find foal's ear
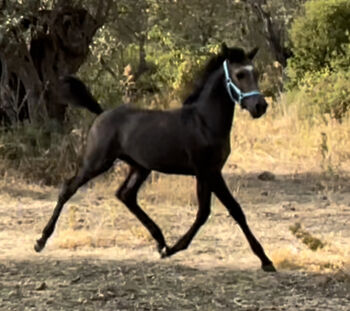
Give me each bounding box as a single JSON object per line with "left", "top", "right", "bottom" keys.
{"left": 247, "top": 47, "right": 259, "bottom": 60}
{"left": 221, "top": 42, "right": 229, "bottom": 55}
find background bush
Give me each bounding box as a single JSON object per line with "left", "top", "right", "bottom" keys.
{"left": 291, "top": 70, "right": 350, "bottom": 121}
{"left": 287, "top": 0, "right": 350, "bottom": 88}
{"left": 286, "top": 0, "right": 350, "bottom": 121}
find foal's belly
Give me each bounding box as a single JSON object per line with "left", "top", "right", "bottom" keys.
{"left": 117, "top": 110, "right": 228, "bottom": 175}
{"left": 128, "top": 146, "right": 195, "bottom": 175}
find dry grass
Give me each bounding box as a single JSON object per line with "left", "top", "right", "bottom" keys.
{"left": 272, "top": 244, "right": 350, "bottom": 275}
{"left": 229, "top": 95, "right": 350, "bottom": 174}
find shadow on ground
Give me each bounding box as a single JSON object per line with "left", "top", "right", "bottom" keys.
{"left": 1, "top": 258, "right": 349, "bottom": 311}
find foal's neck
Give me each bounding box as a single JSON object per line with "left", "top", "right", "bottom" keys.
{"left": 195, "top": 68, "right": 235, "bottom": 138}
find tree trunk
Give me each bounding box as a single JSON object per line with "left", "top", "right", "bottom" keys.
{"left": 0, "top": 5, "right": 101, "bottom": 125}
{"left": 246, "top": 0, "right": 292, "bottom": 67}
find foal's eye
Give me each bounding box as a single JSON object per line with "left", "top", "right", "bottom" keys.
{"left": 237, "top": 72, "right": 245, "bottom": 80}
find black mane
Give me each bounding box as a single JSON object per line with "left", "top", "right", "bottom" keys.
{"left": 183, "top": 46, "right": 247, "bottom": 106}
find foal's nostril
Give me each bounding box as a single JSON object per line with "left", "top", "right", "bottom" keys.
{"left": 259, "top": 98, "right": 268, "bottom": 113}
{"left": 256, "top": 102, "right": 267, "bottom": 116}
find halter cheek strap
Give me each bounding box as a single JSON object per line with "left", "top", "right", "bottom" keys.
{"left": 223, "top": 59, "right": 261, "bottom": 105}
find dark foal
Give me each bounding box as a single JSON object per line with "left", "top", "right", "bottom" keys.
{"left": 35, "top": 44, "right": 275, "bottom": 272}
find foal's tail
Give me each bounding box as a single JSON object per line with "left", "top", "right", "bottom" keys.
{"left": 60, "top": 75, "right": 104, "bottom": 115}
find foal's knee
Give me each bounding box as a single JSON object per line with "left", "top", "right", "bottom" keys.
{"left": 197, "top": 208, "right": 210, "bottom": 226}
{"left": 229, "top": 208, "right": 247, "bottom": 225}
{"left": 116, "top": 187, "right": 126, "bottom": 202}
{"left": 116, "top": 188, "right": 135, "bottom": 205}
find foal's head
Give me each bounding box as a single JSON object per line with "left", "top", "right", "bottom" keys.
{"left": 222, "top": 44, "right": 267, "bottom": 118}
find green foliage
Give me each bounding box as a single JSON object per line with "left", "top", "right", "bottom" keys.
{"left": 287, "top": 0, "right": 350, "bottom": 87}
{"left": 286, "top": 0, "right": 350, "bottom": 121}
{"left": 79, "top": 0, "right": 282, "bottom": 107}
{"left": 145, "top": 39, "right": 218, "bottom": 97}
{"left": 76, "top": 0, "right": 305, "bottom": 108}
{"left": 288, "top": 69, "right": 350, "bottom": 121}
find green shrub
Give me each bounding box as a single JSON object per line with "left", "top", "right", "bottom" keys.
{"left": 146, "top": 45, "right": 215, "bottom": 97}
{"left": 289, "top": 69, "right": 350, "bottom": 121}
{"left": 287, "top": 0, "right": 350, "bottom": 87}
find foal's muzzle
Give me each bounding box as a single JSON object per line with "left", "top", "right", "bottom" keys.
{"left": 255, "top": 97, "right": 268, "bottom": 118}
{"left": 242, "top": 96, "right": 268, "bottom": 119}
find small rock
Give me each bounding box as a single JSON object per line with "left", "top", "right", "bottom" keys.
{"left": 322, "top": 201, "right": 331, "bottom": 208}
{"left": 78, "top": 297, "right": 88, "bottom": 304}
{"left": 71, "top": 276, "right": 81, "bottom": 284}
{"left": 258, "top": 171, "right": 276, "bottom": 181}
{"left": 261, "top": 191, "right": 269, "bottom": 196}
{"left": 282, "top": 202, "right": 296, "bottom": 211}
{"left": 35, "top": 282, "right": 47, "bottom": 291}
{"left": 8, "top": 290, "right": 17, "bottom": 298}
{"left": 314, "top": 275, "right": 331, "bottom": 286}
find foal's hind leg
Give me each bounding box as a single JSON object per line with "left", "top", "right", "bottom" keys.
{"left": 162, "top": 177, "right": 211, "bottom": 257}
{"left": 211, "top": 173, "right": 276, "bottom": 272}
{"left": 116, "top": 166, "right": 169, "bottom": 254}
{"left": 34, "top": 160, "right": 114, "bottom": 252}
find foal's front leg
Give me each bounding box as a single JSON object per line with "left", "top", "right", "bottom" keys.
{"left": 211, "top": 173, "right": 276, "bottom": 272}
{"left": 162, "top": 176, "right": 211, "bottom": 257}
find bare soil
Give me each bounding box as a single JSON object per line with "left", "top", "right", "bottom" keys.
{"left": 0, "top": 170, "right": 349, "bottom": 310}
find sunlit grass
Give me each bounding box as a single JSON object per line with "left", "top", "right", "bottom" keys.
{"left": 229, "top": 95, "right": 350, "bottom": 175}
{"left": 271, "top": 243, "right": 350, "bottom": 274}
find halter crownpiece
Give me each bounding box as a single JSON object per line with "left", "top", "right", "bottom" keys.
{"left": 223, "top": 59, "right": 261, "bottom": 105}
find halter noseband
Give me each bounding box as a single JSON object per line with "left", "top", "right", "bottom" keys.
{"left": 223, "top": 59, "right": 261, "bottom": 105}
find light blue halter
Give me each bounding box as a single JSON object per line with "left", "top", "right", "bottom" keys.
{"left": 223, "top": 59, "right": 261, "bottom": 105}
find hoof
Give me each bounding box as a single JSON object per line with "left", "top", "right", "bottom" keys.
{"left": 158, "top": 246, "right": 171, "bottom": 258}
{"left": 262, "top": 263, "right": 277, "bottom": 272}
{"left": 34, "top": 239, "right": 45, "bottom": 253}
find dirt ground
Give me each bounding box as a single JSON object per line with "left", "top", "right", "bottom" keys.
{"left": 0, "top": 169, "right": 350, "bottom": 310}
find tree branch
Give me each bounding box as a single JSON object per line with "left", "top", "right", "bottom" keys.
{"left": 95, "top": 0, "right": 114, "bottom": 27}
{"left": 100, "top": 57, "right": 118, "bottom": 79}
{"left": 245, "top": 0, "right": 289, "bottom": 67}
